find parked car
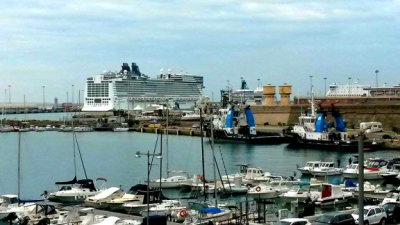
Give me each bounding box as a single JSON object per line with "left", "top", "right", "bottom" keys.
{"left": 352, "top": 206, "right": 387, "bottom": 225}
{"left": 278, "top": 218, "right": 311, "bottom": 225}
{"left": 382, "top": 202, "right": 400, "bottom": 224}
{"left": 313, "top": 213, "right": 355, "bottom": 225}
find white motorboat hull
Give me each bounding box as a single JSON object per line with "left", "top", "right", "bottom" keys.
{"left": 342, "top": 172, "right": 383, "bottom": 180}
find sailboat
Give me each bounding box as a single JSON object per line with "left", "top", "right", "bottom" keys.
{"left": 0, "top": 132, "right": 39, "bottom": 221}
{"left": 47, "top": 130, "right": 103, "bottom": 203}
{"left": 149, "top": 106, "right": 194, "bottom": 189}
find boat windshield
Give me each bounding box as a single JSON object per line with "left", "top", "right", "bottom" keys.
{"left": 59, "top": 186, "right": 72, "bottom": 191}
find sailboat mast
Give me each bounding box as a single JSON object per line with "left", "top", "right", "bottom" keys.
{"left": 17, "top": 131, "right": 21, "bottom": 204}
{"left": 72, "top": 85, "right": 77, "bottom": 178}
{"left": 166, "top": 106, "right": 169, "bottom": 176}
{"left": 200, "top": 108, "right": 207, "bottom": 201}
{"left": 310, "top": 75, "right": 315, "bottom": 116}
{"left": 159, "top": 120, "right": 163, "bottom": 191}
{"left": 210, "top": 119, "right": 217, "bottom": 206}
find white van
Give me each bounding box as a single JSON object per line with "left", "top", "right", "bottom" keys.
{"left": 360, "top": 122, "right": 383, "bottom": 133}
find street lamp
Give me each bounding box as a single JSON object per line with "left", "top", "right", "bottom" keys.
{"left": 8, "top": 85, "right": 11, "bottom": 104}
{"left": 375, "top": 70, "right": 379, "bottom": 87}
{"left": 323, "top": 77, "right": 327, "bottom": 96}
{"left": 135, "top": 151, "right": 162, "bottom": 225}
{"left": 348, "top": 77, "right": 352, "bottom": 96}
{"left": 42, "top": 86, "right": 45, "bottom": 109}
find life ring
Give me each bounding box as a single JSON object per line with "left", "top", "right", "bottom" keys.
{"left": 179, "top": 209, "right": 189, "bottom": 218}
{"left": 255, "top": 186, "right": 261, "bottom": 192}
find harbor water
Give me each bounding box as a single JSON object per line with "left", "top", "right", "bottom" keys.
{"left": 1, "top": 131, "right": 399, "bottom": 200}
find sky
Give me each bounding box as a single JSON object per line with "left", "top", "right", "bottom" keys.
{"left": 1, "top": 0, "right": 400, "bottom": 103}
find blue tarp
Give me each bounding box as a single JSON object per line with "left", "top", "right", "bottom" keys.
{"left": 344, "top": 179, "right": 356, "bottom": 188}
{"left": 200, "top": 207, "right": 223, "bottom": 214}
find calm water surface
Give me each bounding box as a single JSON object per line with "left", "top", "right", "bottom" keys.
{"left": 0, "top": 131, "right": 399, "bottom": 199}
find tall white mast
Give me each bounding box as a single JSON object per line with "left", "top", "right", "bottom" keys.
{"left": 310, "top": 75, "right": 315, "bottom": 116}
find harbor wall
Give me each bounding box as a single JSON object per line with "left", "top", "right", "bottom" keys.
{"left": 251, "top": 104, "right": 400, "bottom": 131}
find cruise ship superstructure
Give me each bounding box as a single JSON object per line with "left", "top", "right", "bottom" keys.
{"left": 82, "top": 62, "right": 204, "bottom": 112}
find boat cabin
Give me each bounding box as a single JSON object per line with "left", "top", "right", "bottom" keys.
{"left": 0, "top": 195, "right": 19, "bottom": 206}
{"left": 366, "top": 159, "right": 388, "bottom": 169}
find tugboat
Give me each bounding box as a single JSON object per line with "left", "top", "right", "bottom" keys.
{"left": 284, "top": 82, "right": 379, "bottom": 151}
{"left": 210, "top": 102, "right": 284, "bottom": 144}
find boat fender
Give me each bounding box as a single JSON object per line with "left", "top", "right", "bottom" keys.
{"left": 255, "top": 186, "right": 261, "bottom": 192}
{"left": 179, "top": 209, "right": 189, "bottom": 218}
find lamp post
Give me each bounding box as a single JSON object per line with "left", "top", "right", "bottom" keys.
{"left": 375, "top": 70, "right": 379, "bottom": 87}
{"left": 42, "top": 86, "right": 45, "bottom": 109}
{"left": 348, "top": 77, "right": 352, "bottom": 96}
{"left": 8, "top": 85, "right": 11, "bottom": 104}
{"left": 358, "top": 131, "right": 365, "bottom": 225}
{"left": 323, "top": 77, "right": 327, "bottom": 96}
{"left": 135, "top": 151, "right": 162, "bottom": 225}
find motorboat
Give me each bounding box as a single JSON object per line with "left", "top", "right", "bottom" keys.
{"left": 84, "top": 187, "right": 124, "bottom": 209}
{"left": 280, "top": 188, "right": 319, "bottom": 202}
{"left": 74, "top": 126, "right": 93, "bottom": 132}
{"left": 183, "top": 202, "right": 232, "bottom": 225}
{"left": 381, "top": 163, "right": 400, "bottom": 180}
{"left": 0, "top": 195, "right": 37, "bottom": 220}
{"left": 248, "top": 183, "right": 289, "bottom": 199}
{"left": 0, "top": 126, "right": 15, "bottom": 132}
{"left": 105, "top": 185, "right": 147, "bottom": 211}
{"left": 149, "top": 171, "right": 193, "bottom": 189}
{"left": 309, "top": 162, "right": 344, "bottom": 176}
{"left": 216, "top": 177, "right": 248, "bottom": 195}
{"left": 140, "top": 200, "right": 185, "bottom": 217}
{"left": 222, "top": 164, "right": 272, "bottom": 183}
{"left": 113, "top": 123, "right": 129, "bottom": 132}
{"left": 47, "top": 177, "right": 101, "bottom": 203}
{"left": 122, "top": 188, "right": 165, "bottom": 215}
{"left": 297, "top": 161, "right": 322, "bottom": 175}
{"left": 313, "top": 184, "right": 353, "bottom": 206}
{"left": 343, "top": 158, "right": 389, "bottom": 179}
{"left": 381, "top": 192, "right": 400, "bottom": 205}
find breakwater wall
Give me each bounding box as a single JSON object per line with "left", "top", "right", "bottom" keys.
{"left": 252, "top": 104, "right": 400, "bottom": 131}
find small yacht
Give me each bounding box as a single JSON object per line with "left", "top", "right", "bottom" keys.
{"left": 47, "top": 177, "right": 101, "bottom": 203}
{"left": 381, "top": 163, "right": 400, "bottom": 180}
{"left": 105, "top": 184, "right": 149, "bottom": 211}
{"left": 298, "top": 161, "right": 322, "bottom": 175}
{"left": 309, "top": 162, "right": 344, "bottom": 176}
{"left": 0, "top": 195, "right": 37, "bottom": 220}
{"left": 343, "top": 158, "right": 389, "bottom": 179}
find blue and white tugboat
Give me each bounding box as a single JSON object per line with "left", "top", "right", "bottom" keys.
{"left": 285, "top": 87, "right": 379, "bottom": 151}
{"left": 211, "top": 102, "right": 284, "bottom": 144}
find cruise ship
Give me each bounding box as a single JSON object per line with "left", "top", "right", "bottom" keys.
{"left": 82, "top": 62, "right": 204, "bottom": 112}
